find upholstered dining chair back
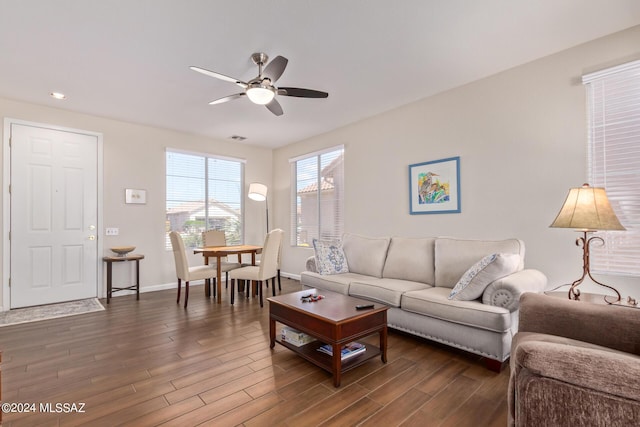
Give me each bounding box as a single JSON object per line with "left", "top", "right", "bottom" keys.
{"left": 201, "top": 229, "right": 241, "bottom": 290}
{"left": 202, "top": 230, "right": 227, "bottom": 257}
{"left": 169, "top": 231, "right": 216, "bottom": 308}
{"left": 276, "top": 237, "right": 283, "bottom": 269}
{"left": 259, "top": 229, "right": 284, "bottom": 279}
{"left": 229, "top": 228, "right": 284, "bottom": 307}
{"left": 170, "top": 231, "right": 189, "bottom": 280}
{"left": 240, "top": 229, "right": 284, "bottom": 291}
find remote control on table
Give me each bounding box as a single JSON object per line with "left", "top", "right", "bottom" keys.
{"left": 355, "top": 304, "right": 374, "bottom": 310}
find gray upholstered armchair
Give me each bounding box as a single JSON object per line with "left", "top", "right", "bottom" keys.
{"left": 509, "top": 292, "right": 640, "bottom": 426}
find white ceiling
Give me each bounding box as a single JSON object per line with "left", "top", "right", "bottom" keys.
{"left": 1, "top": 1, "right": 639, "bottom": 149}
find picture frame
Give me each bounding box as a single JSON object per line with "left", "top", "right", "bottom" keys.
{"left": 125, "top": 188, "right": 147, "bottom": 204}
{"left": 409, "top": 156, "right": 461, "bottom": 214}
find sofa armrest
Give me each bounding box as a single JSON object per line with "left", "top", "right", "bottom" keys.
{"left": 482, "top": 269, "right": 547, "bottom": 312}
{"left": 305, "top": 256, "right": 318, "bottom": 273}
{"left": 518, "top": 292, "right": 640, "bottom": 355}
{"left": 514, "top": 340, "right": 640, "bottom": 402}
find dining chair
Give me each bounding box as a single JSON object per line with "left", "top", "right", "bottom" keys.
{"left": 169, "top": 231, "right": 216, "bottom": 308}
{"left": 275, "top": 241, "right": 282, "bottom": 291}
{"left": 230, "top": 228, "right": 284, "bottom": 307}
{"left": 241, "top": 237, "right": 283, "bottom": 292}
{"left": 202, "top": 230, "right": 241, "bottom": 292}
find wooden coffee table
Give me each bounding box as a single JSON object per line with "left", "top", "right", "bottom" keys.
{"left": 268, "top": 288, "right": 388, "bottom": 387}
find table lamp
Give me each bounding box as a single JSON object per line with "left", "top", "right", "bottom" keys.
{"left": 550, "top": 183, "right": 625, "bottom": 303}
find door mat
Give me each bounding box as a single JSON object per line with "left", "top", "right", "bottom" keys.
{"left": 0, "top": 298, "right": 105, "bottom": 327}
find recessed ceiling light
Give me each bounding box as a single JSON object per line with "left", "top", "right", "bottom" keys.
{"left": 50, "top": 92, "right": 66, "bottom": 100}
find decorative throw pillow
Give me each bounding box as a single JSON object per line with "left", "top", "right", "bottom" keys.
{"left": 448, "top": 253, "right": 520, "bottom": 301}
{"left": 313, "top": 239, "right": 349, "bottom": 275}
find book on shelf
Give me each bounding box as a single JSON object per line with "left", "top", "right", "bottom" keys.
{"left": 280, "top": 326, "right": 316, "bottom": 347}
{"left": 317, "top": 342, "right": 366, "bottom": 360}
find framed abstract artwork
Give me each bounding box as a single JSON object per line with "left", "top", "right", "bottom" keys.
{"left": 409, "top": 156, "right": 461, "bottom": 214}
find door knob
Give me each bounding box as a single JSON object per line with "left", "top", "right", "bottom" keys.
{"left": 89, "top": 225, "right": 96, "bottom": 230}
{"left": 88, "top": 235, "right": 96, "bottom": 241}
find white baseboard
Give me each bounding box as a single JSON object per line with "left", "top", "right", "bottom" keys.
{"left": 105, "top": 274, "right": 301, "bottom": 300}
{"left": 2, "top": 274, "right": 303, "bottom": 308}
{"left": 281, "top": 271, "right": 301, "bottom": 281}
{"left": 139, "top": 281, "right": 183, "bottom": 294}
{"left": 104, "top": 279, "right": 208, "bottom": 299}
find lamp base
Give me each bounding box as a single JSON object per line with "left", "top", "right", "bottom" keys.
{"left": 568, "top": 231, "right": 621, "bottom": 304}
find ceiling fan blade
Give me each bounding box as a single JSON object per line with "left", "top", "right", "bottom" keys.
{"left": 209, "top": 93, "right": 246, "bottom": 105}
{"left": 265, "top": 99, "right": 283, "bottom": 116}
{"left": 190, "top": 66, "right": 248, "bottom": 88}
{"left": 278, "top": 87, "right": 329, "bottom": 98}
{"left": 262, "top": 56, "right": 288, "bottom": 83}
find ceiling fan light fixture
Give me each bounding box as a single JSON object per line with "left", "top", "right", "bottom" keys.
{"left": 191, "top": 53, "right": 328, "bottom": 116}
{"left": 246, "top": 84, "right": 275, "bottom": 105}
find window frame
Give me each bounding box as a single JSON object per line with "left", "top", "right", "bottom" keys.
{"left": 582, "top": 60, "right": 640, "bottom": 276}
{"left": 290, "top": 145, "right": 345, "bottom": 247}
{"left": 165, "top": 148, "right": 245, "bottom": 249}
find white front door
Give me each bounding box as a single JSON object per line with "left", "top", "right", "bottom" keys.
{"left": 10, "top": 123, "right": 99, "bottom": 308}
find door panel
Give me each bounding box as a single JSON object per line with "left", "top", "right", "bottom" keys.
{"left": 30, "top": 164, "right": 52, "bottom": 230}
{"left": 10, "top": 124, "right": 98, "bottom": 308}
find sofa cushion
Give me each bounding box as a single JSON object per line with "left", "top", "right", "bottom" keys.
{"left": 300, "top": 271, "right": 374, "bottom": 295}
{"left": 435, "top": 237, "right": 525, "bottom": 288}
{"left": 449, "top": 253, "right": 520, "bottom": 301}
{"left": 342, "top": 233, "right": 390, "bottom": 278}
{"left": 382, "top": 237, "right": 436, "bottom": 284}
{"left": 349, "top": 278, "right": 432, "bottom": 307}
{"left": 401, "top": 287, "right": 511, "bottom": 332}
{"left": 312, "top": 239, "right": 349, "bottom": 275}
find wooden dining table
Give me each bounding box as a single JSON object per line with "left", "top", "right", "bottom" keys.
{"left": 193, "top": 245, "right": 262, "bottom": 303}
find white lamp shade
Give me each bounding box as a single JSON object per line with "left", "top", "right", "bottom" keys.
{"left": 246, "top": 86, "right": 275, "bottom": 105}
{"left": 248, "top": 183, "right": 268, "bottom": 201}
{"left": 550, "top": 183, "right": 625, "bottom": 231}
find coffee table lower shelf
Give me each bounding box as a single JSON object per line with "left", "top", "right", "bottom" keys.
{"left": 268, "top": 289, "right": 389, "bottom": 387}
{"left": 275, "top": 337, "right": 383, "bottom": 378}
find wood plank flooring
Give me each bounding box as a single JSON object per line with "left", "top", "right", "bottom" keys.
{"left": 0, "top": 278, "right": 510, "bottom": 426}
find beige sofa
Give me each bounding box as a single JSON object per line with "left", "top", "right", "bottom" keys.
{"left": 302, "top": 233, "right": 547, "bottom": 370}
{"left": 509, "top": 293, "right": 640, "bottom": 426}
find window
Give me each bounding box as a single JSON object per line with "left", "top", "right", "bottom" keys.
{"left": 583, "top": 60, "right": 640, "bottom": 276}
{"left": 166, "top": 149, "right": 244, "bottom": 249}
{"left": 290, "top": 146, "right": 344, "bottom": 246}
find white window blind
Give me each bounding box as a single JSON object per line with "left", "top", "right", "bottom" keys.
{"left": 583, "top": 60, "right": 640, "bottom": 276}
{"left": 166, "top": 149, "right": 244, "bottom": 249}
{"left": 290, "top": 146, "right": 344, "bottom": 246}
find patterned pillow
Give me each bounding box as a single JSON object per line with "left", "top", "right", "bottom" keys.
{"left": 448, "top": 253, "right": 520, "bottom": 301}
{"left": 313, "top": 239, "right": 349, "bottom": 275}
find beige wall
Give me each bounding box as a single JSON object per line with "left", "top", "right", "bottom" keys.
{"left": 273, "top": 25, "right": 640, "bottom": 298}
{"left": 0, "top": 97, "right": 272, "bottom": 309}
{"left": 3, "top": 26, "right": 640, "bottom": 309}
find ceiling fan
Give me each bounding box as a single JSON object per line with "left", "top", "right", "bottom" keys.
{"left": 190, "top": 52, "right": 329, "bottom": 116}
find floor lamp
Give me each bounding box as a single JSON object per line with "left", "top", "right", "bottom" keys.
{"left": 248, "top": 182, "right": 269, "bottom": 232}
{"left": 550, "top": 183, "right": 625, "bottom": 303}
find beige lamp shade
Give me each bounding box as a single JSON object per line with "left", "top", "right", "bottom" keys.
{"left": 248, "top": 183, "right": 268, "bottom": 201}
{"left": 550, "top": 183, "right": 625, "bottom": 231}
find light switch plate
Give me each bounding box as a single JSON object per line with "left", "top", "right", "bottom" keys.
{"left": 105, "top": 228, "right": 119, "bottom": 236}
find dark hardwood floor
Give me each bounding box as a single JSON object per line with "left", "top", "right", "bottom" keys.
{"left": 0, "top": 278, "right": 509, "bottom": 426}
